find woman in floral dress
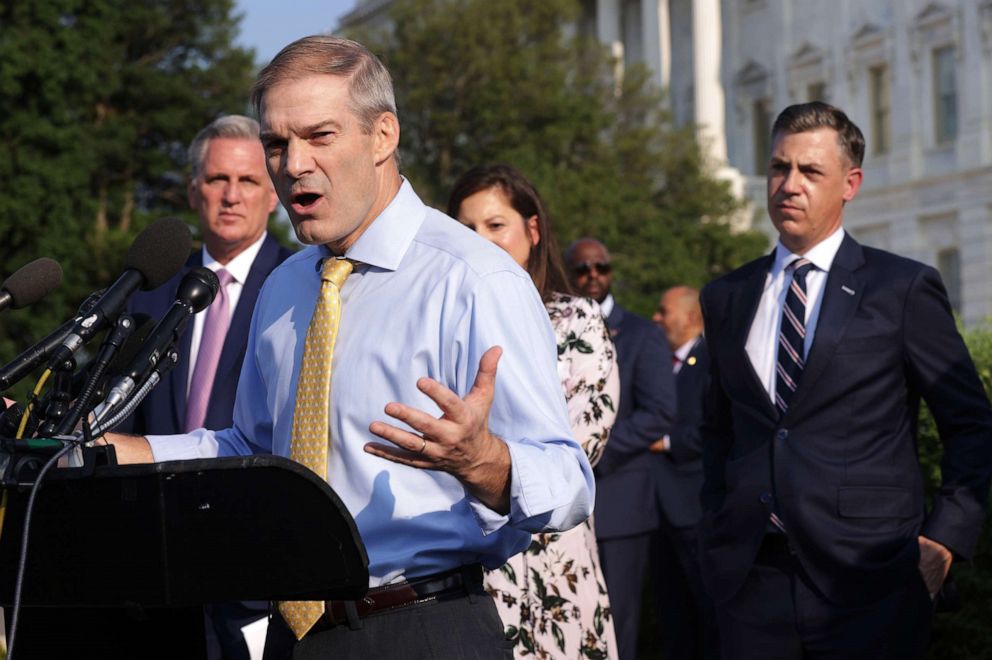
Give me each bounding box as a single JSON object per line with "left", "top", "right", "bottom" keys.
{"left": 449, "top": 164, "right": 621, "bottom": 659}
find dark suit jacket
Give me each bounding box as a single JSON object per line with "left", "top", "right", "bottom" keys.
{"left": 594, "top": 303, "right": 676, "bottom": 539}
{"left": 121, "top": 233, "right": 293, "bottom": 434}
{"left": 699, "top": 233, "right": 992, "bottom": 606}
{"left": 655, "top": 336, "right": 708, "bottom": 530}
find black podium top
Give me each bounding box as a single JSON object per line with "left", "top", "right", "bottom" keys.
{"left": 0, "top": 455, "right": 369, "bottom": 607}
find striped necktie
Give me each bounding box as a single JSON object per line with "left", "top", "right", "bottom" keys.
{"left": 279, "top": 256, "right": 354, "bottom": 640}
{"left": 769, "top": 257, "right": 814, "bottom": 533}
{"left": 775, "top": 258, "right": 814, "bottom": 416}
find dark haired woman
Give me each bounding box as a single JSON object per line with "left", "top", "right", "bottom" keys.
{"left": 449, "top": 164, "right": 620, "bottom": 659}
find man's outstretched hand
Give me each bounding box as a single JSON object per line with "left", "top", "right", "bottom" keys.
{"left": 365, "top": 346, "right": 511, "bottom": 514}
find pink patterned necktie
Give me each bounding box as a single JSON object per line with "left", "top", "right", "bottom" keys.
{"left": 184, "top": 267, "right": 233, "bottom": 431}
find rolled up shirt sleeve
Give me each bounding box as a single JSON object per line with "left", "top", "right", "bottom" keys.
{"left": 460, "top": 269, "right": 595, "bottom": 535}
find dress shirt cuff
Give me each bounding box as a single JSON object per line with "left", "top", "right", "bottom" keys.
{"left": 467, "top": 496, "right": 511, "bottom": 535}
{"left": 502, "top": 437, "right": 594, "bottom": 534}
{"left": 147, "top": 429, "right": 220, "bottom": 462}
{"left": 662, "top": 435, "right": 671, "bottom": 451}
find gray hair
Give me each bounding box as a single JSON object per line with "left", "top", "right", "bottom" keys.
{"left": 250, "top": 35, "right": 397, "bottom": 134}
{"left": 187, "top": 115, "right": 261, "bottom": 178}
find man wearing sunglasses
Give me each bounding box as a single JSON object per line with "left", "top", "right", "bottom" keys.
{"left": 565, "top": 238, "right": 676, "bottom": 660}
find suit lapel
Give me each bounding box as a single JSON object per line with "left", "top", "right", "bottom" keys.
{"left": 734, "top": 253, "right": 779, "bottom": 420}
{"left": 786, "top": 234, "right": 865, "bottom": 420}
{"left": 605, "top": 303, "right": 624, "bottom": 344}
{"left": 211, "top": 236, "right": 280, "bottom": 394}
{"left": 677, "top": 337, "right": 703, "bottom": 388}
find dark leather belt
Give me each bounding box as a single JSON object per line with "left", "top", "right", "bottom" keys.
{"left": 322, "top": 563, "right": 483, "bottom": 629}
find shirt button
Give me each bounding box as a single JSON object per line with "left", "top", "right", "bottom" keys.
{"left": 759, "top": 492, "right": 773, "bottom": 504}
{"left": 776, "top": 429, "right": 789, "bottom": 441}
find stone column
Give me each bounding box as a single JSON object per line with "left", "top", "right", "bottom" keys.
{"left": 641, "top": 0, "right": 671, "bottom": 90}
{"left": 692, "top": 0, "right": 748, "bottom": 228}
{"left": 597, "top": 0, "right": 622, "bottom": 48}
{"left": 597, "top": 0, "right": 625, "bottom": 88}
{"left": 692, "top": 0, "right": 728, "bottom": 162}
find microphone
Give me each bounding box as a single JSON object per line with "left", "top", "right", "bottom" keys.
{"left": 94, "top": 267, "right": 218, "bottom": 422}
{"left": 0, "top": 258, "right": 62, "bottom": 312}
{"left": 30, "top": 314, "right": 155, "bottom": 434}
{"left": 45, "top": 217, "right": 192, "bottom": 371}
{"left": 51, "top": 313, "right": 141, "bottom": 436}
{"left": 88, "top": 313, "right": 156, "bottom": 402}
{"left": 0, "top": 290, "right": 104, "bottom": 392}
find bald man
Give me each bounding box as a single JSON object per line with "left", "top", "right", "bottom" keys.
{"left": 650, "top": 286, "right": 718, "bottom": 659}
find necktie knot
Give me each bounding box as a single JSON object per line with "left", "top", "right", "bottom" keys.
{"left": 322, "top": 258, "right": 354, "bottom": 288}
{"left": 215, "top": 267, "right": 234, "bottom": 289}
{"left": 789, "top": 258, "right": 814, "bottom": 281}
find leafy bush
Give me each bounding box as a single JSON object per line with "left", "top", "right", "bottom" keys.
{"left": 926, "top": 323, "right": 992, "bottom": 659}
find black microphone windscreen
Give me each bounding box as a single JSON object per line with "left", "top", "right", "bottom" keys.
{"left": 125, "top": 217, "right": 192, "bottom": 290}
{"left": 182, "top": 267, "right": 220, "bottom": 314}
{"left": 2, "top": 258, "right": 62, "bottom": 309}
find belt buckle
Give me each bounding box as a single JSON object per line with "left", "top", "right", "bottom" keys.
{"left": 326, "top": 596, "right": 375, "bottom": 624}
{"left": 356, "top": 595, "right": 376, "bottom": 617}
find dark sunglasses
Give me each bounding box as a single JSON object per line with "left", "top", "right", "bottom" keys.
{"left": 571, "top": 261, "right": 612, "bottom": 276}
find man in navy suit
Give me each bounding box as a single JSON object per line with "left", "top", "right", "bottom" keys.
{"left": 700, "top": 102, "right": 992, "bottom": 659}
{"left": 124, "top": 115, "right": 294, "bottom": 659}
{"left": 649, "top": 286, "right": 718, "bottom": 660}
{"left": 566, "top": 238, "right": 675, "bottom": 660}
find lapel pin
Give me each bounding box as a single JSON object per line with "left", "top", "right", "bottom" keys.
{"left": 841, "top": 285, "right": 855, "bottom": 296}
{"left": 687, "top": 356, "right": 697, "bottom": 366}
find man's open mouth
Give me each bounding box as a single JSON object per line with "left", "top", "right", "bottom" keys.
{"left": 293, "top": 192, "right": 322, "bottom": 207}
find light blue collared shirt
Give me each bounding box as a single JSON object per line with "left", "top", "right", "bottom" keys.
{"left": 148, "top": 181, "right": 594, "bottom": 586}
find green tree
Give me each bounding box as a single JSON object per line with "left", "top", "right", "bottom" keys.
{"left": 0, "top": 0, "right": 256, "bottom": 380}
{"left": 350, "top": 0, "right": 767, "bottom": 316}
{"left": 922, "top": 322, "right": 992, "bottom": 659}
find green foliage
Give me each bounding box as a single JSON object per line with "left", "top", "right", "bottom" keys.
{"left": 350, "top": 0, "right": 767, "bottom": 317}
{"left": 924, "top": 323, "right": 992, "bottom": 659}
{"left": 0, "top": 0, "right": 256, "bottom": 394}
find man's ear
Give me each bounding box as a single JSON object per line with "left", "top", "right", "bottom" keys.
{"left": 843, "top": 166, "right": 863, "bottom": 203}
{"left": 187, "top": 178, "right": 198, "bottom": 210}
{"left": 265, "top": 186, "right": 279, "bottom": 214}
{"left": 373, "top": 112, "right": 400, "bottom": 165}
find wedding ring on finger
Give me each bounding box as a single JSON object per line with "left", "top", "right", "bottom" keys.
{"left": 418, "top": 437, "right": 428, "bottom": 454}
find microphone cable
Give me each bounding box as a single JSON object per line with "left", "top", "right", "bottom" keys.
{"left": 3, "top": 436, "right": 76, "bottom": 660}
{"left": 15, "top": 368, "right": 54, "bottom": 440}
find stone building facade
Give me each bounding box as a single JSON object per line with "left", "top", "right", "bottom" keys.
{"left": 341, "top": 0, "right": 992, "bottom": 323}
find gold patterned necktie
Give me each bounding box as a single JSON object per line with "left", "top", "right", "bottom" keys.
{"left": 279, "top": 256, "right": 354, "bottom": 639}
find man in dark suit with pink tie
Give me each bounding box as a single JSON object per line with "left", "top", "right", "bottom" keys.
{"left": 123, "top": 115, "right": 294, "bottom": 659}
{"left": 699, "top": 102, "right": 992, "bottom": 659}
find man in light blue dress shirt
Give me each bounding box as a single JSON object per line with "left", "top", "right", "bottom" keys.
{"left": 108, "top": 35, "right": 593, "bottom": 659}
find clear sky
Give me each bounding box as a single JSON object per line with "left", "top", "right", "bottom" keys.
{"left": 234, "top": 0, "right": 359, "bottom": 66}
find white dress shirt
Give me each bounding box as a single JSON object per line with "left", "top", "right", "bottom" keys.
{"left": 745, "top": 227, "right": 845, "bottom": 402}
{"left": 598, "top": 293, "right": 615, "bottom": 319}
{"left": 148, "top": 180, "right": 593, "bottom": 586}
{"left": 185, "top": 232, "right": 267, "bottom": 395}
